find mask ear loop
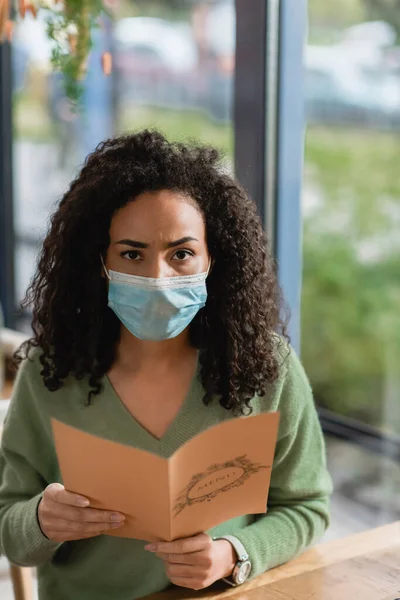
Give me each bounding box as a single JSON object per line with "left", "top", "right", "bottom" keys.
{"left": 100, "top": 254, "right": 111, "bottom": 280}
{"left": 205, "top": 258, "right": 213, "bottom": 277}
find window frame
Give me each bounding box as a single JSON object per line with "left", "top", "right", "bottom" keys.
{"left": 273, "top": 0, "right": 307, "bottom": 353}
{"left": 0, "top": 41, "right": 15, "bottom": 329}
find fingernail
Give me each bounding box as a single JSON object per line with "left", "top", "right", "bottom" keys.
{"left": 76, "top": 497, "right": 90, "bottom": 507}
{"left": 110, "top": 513, "right": 125, "bottom": 522}
{"left": 145, "top": 544, "right": 156, "bottom": 551}
{"left": 111, "top": 522, "right": 123, "bottom": 528}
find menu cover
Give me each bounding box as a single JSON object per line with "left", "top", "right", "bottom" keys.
{"left": 52, "top": 411, "right": 280, "bottom": 542}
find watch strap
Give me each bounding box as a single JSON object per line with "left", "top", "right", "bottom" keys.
{"left": 213, "top": 534, "right": 249, "bottom": 561}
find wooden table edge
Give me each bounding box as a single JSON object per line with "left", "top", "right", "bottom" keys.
{"left": 139, "top": 521, "right": 400, "bottom": 599}
{"left": 251, "top": 519, "right": 400, "bottom": 588}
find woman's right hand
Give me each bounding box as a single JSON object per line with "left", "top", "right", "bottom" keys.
{"left": 38, "top": 483, "right": 125, "bottom": 543}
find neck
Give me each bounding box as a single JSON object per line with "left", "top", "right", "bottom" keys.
{"left": 115, "top": 326, "right": 196, "bottom": 373}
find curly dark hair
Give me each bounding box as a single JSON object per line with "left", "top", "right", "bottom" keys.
{"left": 15, "top": 129, "right": 289, "bottom": 414}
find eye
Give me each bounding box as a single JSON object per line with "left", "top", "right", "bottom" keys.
{"left": 172, "top": 250, "right": 194, "bottom": 261}
{"left": 121, "top": 250, "right": 141, "bottom": 261}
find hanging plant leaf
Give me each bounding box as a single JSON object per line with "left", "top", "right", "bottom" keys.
{"left": 0, "top": 0, "right": 111, "bottom": 106}
{"left": 44, "top": 0, "right": 103, "bottom": 105}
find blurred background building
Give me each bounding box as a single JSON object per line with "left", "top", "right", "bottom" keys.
{"left": 0, "top": 0, "right": 400, "bottom": 594}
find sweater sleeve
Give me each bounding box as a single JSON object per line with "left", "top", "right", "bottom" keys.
{"left": 0, "top": 354, "right": 62, "bottom": 566}
{"left": 231, "top": 348, "right": 333, "bottom": 579}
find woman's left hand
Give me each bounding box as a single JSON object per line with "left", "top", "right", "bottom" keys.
{"left": 145, "top": 533, "right": 236, "bottom": 590}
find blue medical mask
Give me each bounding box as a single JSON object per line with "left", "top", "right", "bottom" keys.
{"left": 102, "top": 258, "right": 209, "bottom": 341}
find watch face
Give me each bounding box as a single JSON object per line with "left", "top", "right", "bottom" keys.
{"left": 236, "top": 560, "right": 252, "bottom": 584}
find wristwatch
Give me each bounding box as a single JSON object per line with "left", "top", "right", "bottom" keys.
{"left": 213, "top": 535, "right": 252, "bottom": 586}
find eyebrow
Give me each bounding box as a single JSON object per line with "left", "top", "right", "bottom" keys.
{"left": 115, "top": 236, "right": 199, "bottom": 249}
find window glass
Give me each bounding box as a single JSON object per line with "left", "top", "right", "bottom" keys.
{"left": 11, "top": 1, "right": 235, "bottom": 331}
{"left": 303, "top": 1, "right": 400, "bottom": 533}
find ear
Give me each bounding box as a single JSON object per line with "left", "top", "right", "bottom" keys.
{"left": 100, "top": 253, "right": 110, "bottom": 280}
{"left": 209, "top": 257, "right": 215, "bottom": 273}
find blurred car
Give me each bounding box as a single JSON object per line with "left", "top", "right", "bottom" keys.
{"left": 113, "top": 12, "right": 234, "bottom": 123}
{"left": 305, "top": 37, "right": 400, "bottom": 129}
{"left": 114, "top": 17, "right": 199, "bottom": 110}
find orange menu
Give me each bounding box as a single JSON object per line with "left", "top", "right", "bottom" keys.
{"left": 52, "top": 412, "right": 280, "bottom": 542}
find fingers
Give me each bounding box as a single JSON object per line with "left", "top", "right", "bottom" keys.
{"left": 156, "top": 536, "right": 229, "bottom": 591}
{"left": 165, "top": 561, "right": 215, "bottom": 591}
{"left": 146, "top": 533, "right": 212, "bottom": 555}
{"left": 166, "top": 566, "right": 211, "bottom": 591}
{"left": 166, "top": 563, "right": 204, "bottom": 578}
{"left": 45, "top": 503, "right": 124, "bottom": 525}
{"left": 156, "top": 550, "right": 211, "bottom": 567}
{"left": 43, "top": 525, "right": 120, "bottom": 544}
{"left": 39, "top": 483, "right": 126, "bottom": 543}
{"left": 43, "top": 518, "right": 123, "bottom": 535}
{"left": 43, "top": 504, "right": 125, "bottom": 526}
{"left": 43, "top": 483, "right": 124, "bottom": 524}
{"left": 39, "top": 517, "right": 124, "bottom": 543}
{"left": 45, "top": 483, "right": 90, "bottom": 508}
{"left": 167, "top": 576, "right": 203, "bottom": 590}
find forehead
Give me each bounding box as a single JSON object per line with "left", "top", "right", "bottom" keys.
{"left": 110, "top": 190, "right": 205, "bottom": 240}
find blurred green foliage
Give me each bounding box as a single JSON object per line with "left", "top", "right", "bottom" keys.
{"left": 118, "top": 106, "right": 233, "bottom": 157}
{"left": 308, "top": 0, "right": 364, "bottom": 27}
{"left": 302, "top": 127, "right": 400, "bottom": 432}
{"left": 305, "top": 0, "right": 400, "bottom": 433}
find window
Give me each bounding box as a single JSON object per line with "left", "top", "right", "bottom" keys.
{"left": 303, "top": 2, "right": 400, "bottom": 534}
{"left": 9, "top": 0, "right": 236, "bottom": 331}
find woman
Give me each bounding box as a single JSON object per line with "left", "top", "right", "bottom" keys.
{"left": 0, "top": 130, "right": 332, "bottom": 599}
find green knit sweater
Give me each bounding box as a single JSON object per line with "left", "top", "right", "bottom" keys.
{"left": 0, "top": 347, "right": 332, "bottom": 600}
